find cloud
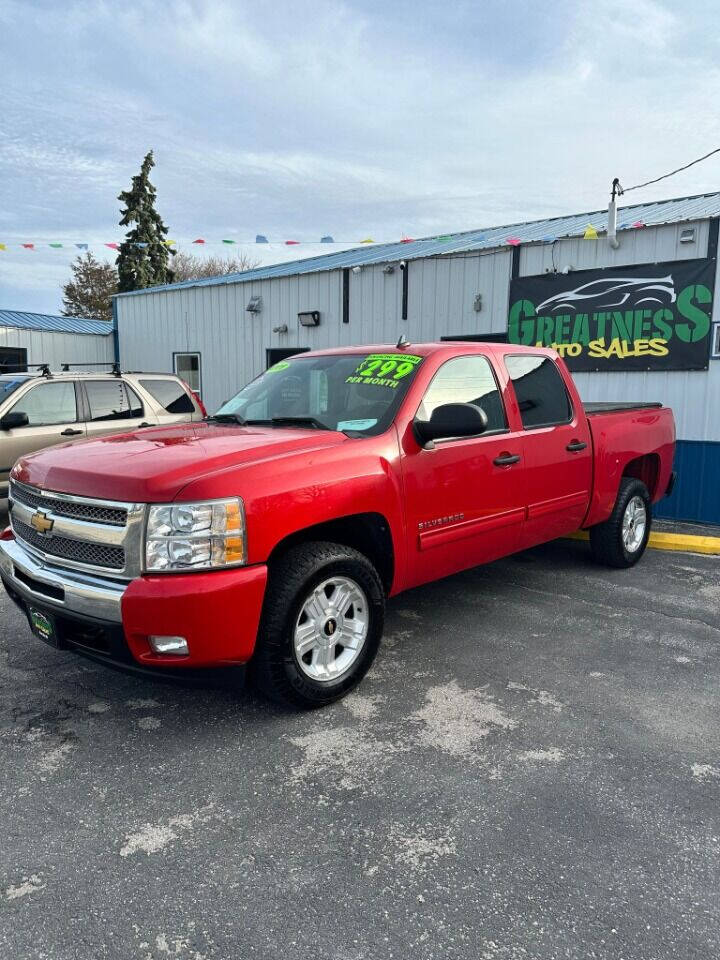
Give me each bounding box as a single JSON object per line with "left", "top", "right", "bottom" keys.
{"left": 2, "top": 0, "right": 720, "bottom": 312}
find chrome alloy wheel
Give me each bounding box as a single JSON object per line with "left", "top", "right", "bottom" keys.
{"left": 293, "top": 575, "right": 370, "bottom": 682}
{"left": 622, "top": 495, "right": 647, "bottom": 553}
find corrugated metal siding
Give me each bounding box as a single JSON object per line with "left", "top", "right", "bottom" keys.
{"left": 118, "top": 216, "right": 720, "bottom": 436}
{"left": 0, "top": 326, "right": 115, "bottom": 368}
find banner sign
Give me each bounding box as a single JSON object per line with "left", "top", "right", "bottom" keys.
{"left": 508, "top": 258, "right": 715, "bottom": 371}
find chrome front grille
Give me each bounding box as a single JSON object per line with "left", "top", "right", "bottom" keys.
{"left": 12, "top": 519, "right": 125, "bottom": 570}
{"left": 11, "top": 482, "right": 127, "bottom": 527}
{"left": 8, "top": 480, "right": 145, "bottom": 580}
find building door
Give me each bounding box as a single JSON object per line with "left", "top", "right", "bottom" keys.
{"left": 266, "top": 348, "right": 309, "bottom": 368}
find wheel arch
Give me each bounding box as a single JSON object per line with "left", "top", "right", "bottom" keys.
{"left": 266, "top": 512, "right": 395, "bottom": 593}
{"left": 622, "top": 453, "right": 661, "bottom": 501}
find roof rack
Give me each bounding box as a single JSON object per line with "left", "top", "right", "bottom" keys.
{"left": 0, "top": 362, "right": 52, "bottom": 377}
{"left": 60, "top": 361, "right": 121, "bottom": 376}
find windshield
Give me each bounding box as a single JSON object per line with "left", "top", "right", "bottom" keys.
{"left": 0, "top": 377, "right": 29, "bottom": 403}
{"left": 215, "top": 352, "right": 425, "bottom": 435}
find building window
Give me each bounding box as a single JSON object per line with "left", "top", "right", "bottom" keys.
{"left": 173, "top": 352, "right": 202, "bottom": 395}
{"left": 0, "top": 346, "right": 27, "bottom": 372}
{"left": 713, "top": 322, "right": 720, "bottom": 359}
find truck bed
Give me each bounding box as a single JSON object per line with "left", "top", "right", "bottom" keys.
{"left": 584, "top": 401, "right": 663, "bottom": 415}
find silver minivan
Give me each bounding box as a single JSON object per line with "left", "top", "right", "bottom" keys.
{"left": 0, "top": 369, "right": 205, "bottom": 497}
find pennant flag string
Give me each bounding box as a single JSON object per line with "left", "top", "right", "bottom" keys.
{"left": 0, "top": 219, "right": 655, "bottom": 253}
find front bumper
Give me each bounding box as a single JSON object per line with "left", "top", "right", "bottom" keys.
{"left": 0, "top": 533, "right": 268, "bottom": 670}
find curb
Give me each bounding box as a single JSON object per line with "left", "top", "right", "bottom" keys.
{"left": 568, "top": 530, "right": 720, "bottom": 556}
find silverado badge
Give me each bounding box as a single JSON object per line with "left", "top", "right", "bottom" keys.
{"left": 30, "top": 510, "right": 54, "bottom": 535}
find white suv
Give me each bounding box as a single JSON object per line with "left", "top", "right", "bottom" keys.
{"left": 0, "top": 367, "right": 205, "bottom": 497}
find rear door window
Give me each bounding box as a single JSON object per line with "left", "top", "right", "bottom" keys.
{"left": 139, "top": 379, "right": 195, "bottom": 414}
{"left": 85, "top": 380, "right": 138, "bottom": 422}
{"left": 504, "top": 355, "right": 572, "bottom": 429}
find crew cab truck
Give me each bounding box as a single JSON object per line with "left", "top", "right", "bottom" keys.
{"left": 0, "top": 342, "right": 675, "bottom": 708}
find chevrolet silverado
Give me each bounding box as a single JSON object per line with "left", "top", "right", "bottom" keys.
{"left": 0, "top": 342, "right": 676, "bottom": 707}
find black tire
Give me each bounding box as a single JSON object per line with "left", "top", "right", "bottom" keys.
{"left": 589, "top": 477, "right": 652, "bottom": 568}
{"left": 249, "top": 541, "right": 385, "bottom": 709}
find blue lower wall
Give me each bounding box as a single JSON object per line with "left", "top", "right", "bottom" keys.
{"left": 654, "top": 440, "right": 720, "bottom": 525}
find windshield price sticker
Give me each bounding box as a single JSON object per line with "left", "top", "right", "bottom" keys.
{"left": 346, "top": 354, "right": 423, "bottom": 389}
{"left": 266, "top": 361, "right": 291, "bottom": 374}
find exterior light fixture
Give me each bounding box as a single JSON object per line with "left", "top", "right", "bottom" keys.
{"left": 473, "top": 294, "right": 482, "bottom": 312}
{"left": 680, "top": 228, "right": 695, "bottom": 243}
{"left": 383, "top": 264, "right": 395, "bottom": 274}
{"left": 272, "top": 324, "right": 288, "bottom": 334}
{"left": 246, "top": 296, "right": 262, "bottom": 313}
{"left": 298, "top": 311, "right": 320, "bottom": 327}
{"left": 351, "top": 266, "right": 362, "bottom": 274}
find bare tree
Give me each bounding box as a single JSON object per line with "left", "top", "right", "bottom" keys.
{"left": 171, "top": 251, "right": 260, "bottom": 283}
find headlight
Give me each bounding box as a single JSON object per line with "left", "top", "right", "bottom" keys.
{"left": 145, "top": 499, "right": 245, "bottom": 572}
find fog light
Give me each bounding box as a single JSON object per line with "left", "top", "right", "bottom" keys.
{"left": 149, "top": 635, "right": 189, "bottom": 656}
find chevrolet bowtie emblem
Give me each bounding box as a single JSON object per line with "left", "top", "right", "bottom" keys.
{"left": 30, "top": 510, "right": 54, "bottom": 535}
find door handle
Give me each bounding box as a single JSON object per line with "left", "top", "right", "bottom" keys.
{"left": 493, "top": 453, "right": 521, "bottom": 466}
{"left": 138, "top": 422, "right": 151, "bottom": 428}
{"left": 566, "top": 440, "right": 588, "bottom": 452}
{"left": 60, "top": 428, "right": 83, "bottom": 436}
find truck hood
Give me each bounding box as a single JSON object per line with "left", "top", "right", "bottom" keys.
{"left": 12, "top": 422, "right": 348, "bottom": 503}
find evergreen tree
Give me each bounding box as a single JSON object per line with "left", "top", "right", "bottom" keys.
{"left": 61, "top": 252, "right": 117, "bottom": 322}
{"left": 116, "top": 151, "right": 174, "bottom": 292}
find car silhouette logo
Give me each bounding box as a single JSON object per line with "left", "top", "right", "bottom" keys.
{"left": 30, "top": 510, "right": 54, "bottom": 535}
{"left": 536, "top": 275, "right": 676, "bottom": 314}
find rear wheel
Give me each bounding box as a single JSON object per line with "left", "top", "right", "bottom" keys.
{"left": 250, "top": 541, "right": 385, "bottom": 708}
{"left": 589, "top": 477, "right": 651, "bottom": 568}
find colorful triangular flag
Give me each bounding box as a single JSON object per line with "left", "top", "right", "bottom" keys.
{"left": 506, "top": 236, "right": 521, "bottom": 246}
{"left": 192, "top": 238, "right": 205, "bottom": 244}
{"left": 255, "top": 235, "right": 268, "bottom": 243}
{"left": 22, "top": 243, "right": 34, "bottom": 249}
{"left": 75, "top": 243, "right": 88, "bottom": 250}
{"left": 632, "top": 220, "right": 646, "bottom": 229}
{"left": 360, "top": 238, "right": 374, "bottom": 244}
{"left": 48, "top": 242, "right": 63, "bottom": 248}
{"left": 105, "top": 242, "right": 119, "bottom": 250}
{"left": 285, "top": 240, "right": 300, "bottom": 245}
{"left": 320, "top": 236, "right": 333, "bottom": 243}
{"left": 583, "top": 224, "right": 598, "bottom": 239}
{"left": 222, "top": 239, "right": 236, "bottom": 244}
{"left": 0, "top": 244, "right": 5, "bottom": 251}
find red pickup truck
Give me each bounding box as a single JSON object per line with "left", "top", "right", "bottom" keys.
{"left": 1, "top": 342, "right": 675, "bottom": 707}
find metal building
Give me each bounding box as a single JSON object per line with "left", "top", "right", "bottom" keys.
{"left": 0, "top": 310, "right": 115, "bottom": 372}
{"left": 115, "top": 191, "right": 720, "bottom": 525}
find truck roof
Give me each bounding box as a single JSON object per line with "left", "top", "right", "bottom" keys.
{"left": 295, "top": 341, "right": 553, "bottom": 359}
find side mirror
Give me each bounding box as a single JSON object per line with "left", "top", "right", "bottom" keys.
{"left": 0, "top": 411, "right": 29, "bottom": 430}
{"left": 413, "top": 402, "right": 488, "bottom": 446}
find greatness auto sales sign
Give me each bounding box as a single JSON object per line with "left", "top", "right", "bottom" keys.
{"left": 508, "top": 258, "right": 715, "bottom": 371}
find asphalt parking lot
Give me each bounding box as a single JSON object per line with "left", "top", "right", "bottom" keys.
{"left": 1, "top": 527, "right": 720, "bottom": 960}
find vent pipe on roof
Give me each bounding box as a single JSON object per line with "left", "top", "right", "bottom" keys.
{"left": 608, "top": 177, "right": 623, "bottom": 249}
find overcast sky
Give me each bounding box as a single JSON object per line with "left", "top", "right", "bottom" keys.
{"left": 2, "top": 0, "right": 720, "bottom": 314}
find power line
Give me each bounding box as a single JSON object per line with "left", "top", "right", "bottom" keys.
{"left": 622, "top": 146, "right": 720, "bottom": 194}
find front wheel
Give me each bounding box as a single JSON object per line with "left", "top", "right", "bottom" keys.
{"left": 589, "top": 477, "right": 651, "bottom": 568}
{"left": 249, "top": 541, "right": 385, "bottom": 708}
